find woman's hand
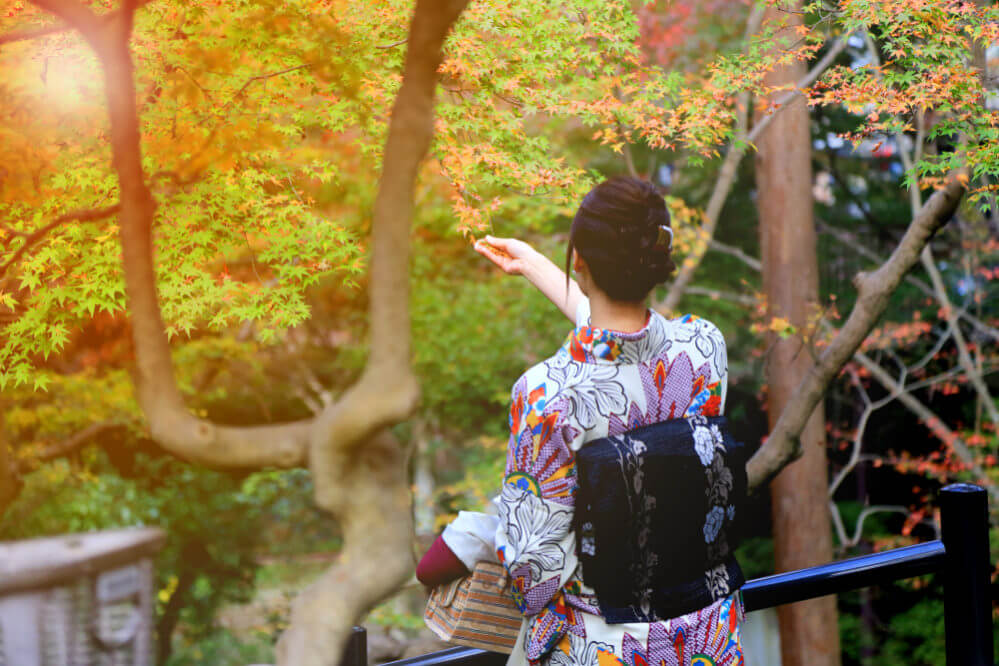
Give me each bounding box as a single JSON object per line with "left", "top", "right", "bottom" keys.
{"left": 475, "top": 234, "right": 583, "bottom": 322}
{"left": 474, "top": 235, "right": 536, "bottom": 276}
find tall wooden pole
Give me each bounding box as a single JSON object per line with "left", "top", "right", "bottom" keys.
{"left": 755, "top": 5, "right": 842, "bottom": 666}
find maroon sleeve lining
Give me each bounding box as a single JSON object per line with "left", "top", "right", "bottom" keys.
{"left": 417, "top": 534, "right": 470, "bottom": 586}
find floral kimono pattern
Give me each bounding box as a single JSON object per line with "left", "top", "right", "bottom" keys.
{"left": 492, "top": 299, "right": 744, "bottom": 666}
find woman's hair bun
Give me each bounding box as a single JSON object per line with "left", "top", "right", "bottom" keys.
{"left": 566, "top": 176, "right": 676, "bottom": 302}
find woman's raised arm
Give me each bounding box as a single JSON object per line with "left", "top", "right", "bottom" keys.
{"left": 474, "top": 235, "right": 583, "bottom": 322}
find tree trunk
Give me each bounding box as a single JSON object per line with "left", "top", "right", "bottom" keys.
{"left": 0, "top": 405, "right": 19, "bottom": 519}
{"left": 155, "top": 557, "right": 199, "bottom": 665}
{"left": 755, "top": 6, "right": 841, "bottom": 666}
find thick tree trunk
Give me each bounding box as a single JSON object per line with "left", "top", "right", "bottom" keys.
{"left": 755, "top": 6, "right": 841, "bottom": 666}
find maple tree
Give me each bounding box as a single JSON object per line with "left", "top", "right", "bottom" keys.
{"left": 1, "top": 0, "right": 998, "bottom": 664}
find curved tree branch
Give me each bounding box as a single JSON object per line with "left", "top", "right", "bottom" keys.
{"left": 748, "top": 171, "right": 967, "bottom": 491}
{"left": 0, "top": 0, "right": 155, "bottom": 46}
{"left": 0, "top": 22, "right": 72, "bottom": 46}
{"left": 818, "top": 220, "right": 999, "bottom": 343}
{"left": 23, "top": 421, "right": 121, "bottom": 470}
{"left": 35, "top": 0, "right": 464, "bottom": 475}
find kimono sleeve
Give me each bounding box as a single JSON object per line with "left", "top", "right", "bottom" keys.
{"left": 440, "top": 511, "right": 500, "bottom": 570}
{"left": 494, "top": 375, "right": 579, "bottom": 616}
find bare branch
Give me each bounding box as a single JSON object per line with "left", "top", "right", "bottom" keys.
{"left": 826, "top": 352, "right": 983, "bottom": 500}
{"left": 828, "top": 499, "right": 911, "bottom": 553}
{"left": 910, "top": 326, "right": 953, "bottom": 373}
{"left": 658, "top": 34, "right": 848, "bottom": 312}
{"left": 828, "top": 375, "right": 877, "bottom": 498}
{"left": 709, "top": 239, "right": 761, "bottom": 272}
{"left": 850, "top": 505, "right": 911, "bottom": 546}
{"left": 919, "top": 245, "right": 999, "bottom": 426}
{"left": 748, "top": 171, "right": 967, "bottom": 491}
{"left": 376, "top": 38, "right": 408, "bottom": 49}
{"left": 829, "top": 500, "right": 849, "bottom": 550}
{"left": 853, "top": 350, "right": 999, "bottom": 502}
{"left": 222, "top": 64, "right": 311, "bottom": 111}
{"left": 863, "top": 29, "right": 998, "bottom": 425}
{"left": 748, "top": 34, "right": 849, "bottom": 145}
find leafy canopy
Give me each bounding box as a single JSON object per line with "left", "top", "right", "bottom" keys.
{"left": 1, "top": 0, "right": 997, "bottom": 393}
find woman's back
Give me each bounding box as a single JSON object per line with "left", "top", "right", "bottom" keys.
{"left": 497, "top": 298, "right": 744, "bottom": 665}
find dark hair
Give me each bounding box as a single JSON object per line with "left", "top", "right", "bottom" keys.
{"left": 565, "top": 176, "right": 676, "bottom": 303}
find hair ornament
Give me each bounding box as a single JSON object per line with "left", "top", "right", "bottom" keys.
{"left": 656, "top": 224, "right": 673, "bottom": 250}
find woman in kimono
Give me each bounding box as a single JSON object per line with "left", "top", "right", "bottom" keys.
{"left": 417, "top": 177, "right": 746, "bottom": 666}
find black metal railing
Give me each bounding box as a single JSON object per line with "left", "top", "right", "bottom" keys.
{"left": 342, "top": 483, "right": 993, "bottom": 666}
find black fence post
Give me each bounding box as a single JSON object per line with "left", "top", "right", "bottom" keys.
{"left": 340, "top": 626, "right": 368, "bottom": 666}
{"left": 940, "top": 483, "right": 994, "bottom": 666}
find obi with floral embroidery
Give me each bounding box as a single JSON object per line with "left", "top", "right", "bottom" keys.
{"left": 573, "top": 415, "right": 747, "bottom": 624}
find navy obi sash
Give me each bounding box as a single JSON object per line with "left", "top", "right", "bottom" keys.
{"left": 573, "top": 415, "right": 747, "bottom": 624}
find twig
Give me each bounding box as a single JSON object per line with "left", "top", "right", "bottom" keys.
{"left": 376, "top": 38, "right": 408, "bottom": 50}
{"left": 853, "top": 350, "right": 999, "bottom": 502}
{"left": 849, "top": 505, "right": 911, "bottom": 546}
{"left": 17, "top": 421, "right": 121, "bottom": 474}
{"left": 684, "top": 285, "right": 758, "bottom": 307}
{"left": 709, "top": 239, "right": 761, "bottom": 272}
{"left": 746, "top": 34, "right": 850, "bottom": 146}
{"left": 872, "top": 26, "right": 999, "bottom": 426}
{"left": 0, "top": 204, "right": 120, "bottom": 280}
{"left": 222, "top": 63, "right": 311, "bottom": 111}
{"left": 174, "top": 66, "right": 215, "bottom": 105}
{"left": 869, "top": 24, "right": 999, "bottom": 428}
{"left": 920, "top": 244, "right": 999, "bottom": 427}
